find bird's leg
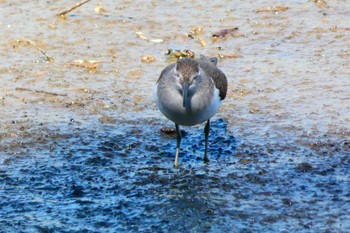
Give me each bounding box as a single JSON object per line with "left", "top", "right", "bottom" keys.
{"left": 204, "top": 119, "right": 210, "bottom": 163}
{"left": 174, "top": 123, "right": 182, "bottom": 168}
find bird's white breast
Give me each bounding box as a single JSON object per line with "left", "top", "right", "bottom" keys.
{"left": 155, "top": 83, "right": 222, "bottom": 126}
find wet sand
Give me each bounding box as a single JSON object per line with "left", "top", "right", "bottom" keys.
{"left": 0, "top": 0, "right": 349, "bottom": 232}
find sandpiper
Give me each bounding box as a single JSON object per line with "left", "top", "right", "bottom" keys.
{"left": 155, "top": 55, "right": 228, "bottom": 168}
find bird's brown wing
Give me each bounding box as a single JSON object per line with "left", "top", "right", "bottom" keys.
{"left": 198, "top": 56, "right": 228, "bottom": 100}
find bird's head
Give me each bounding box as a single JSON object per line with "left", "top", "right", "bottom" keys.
{"left": 174, "top": 58, "right": 201, "bottom": 109}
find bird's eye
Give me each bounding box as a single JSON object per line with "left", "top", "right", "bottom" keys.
{"left": 193, "top": 71, "right": 201, "bottom": 80}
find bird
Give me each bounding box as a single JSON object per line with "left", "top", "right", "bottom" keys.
{"left": 155, "top": 55, "right": 227, "bottom": 168}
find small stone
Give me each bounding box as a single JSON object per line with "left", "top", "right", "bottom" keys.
{"left": 296, "top": 162, "right": 313, "bottom": 172}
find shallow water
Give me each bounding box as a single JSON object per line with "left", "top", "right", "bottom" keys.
{"left": 0, "top": 0, "right": 349, "bottom": 232}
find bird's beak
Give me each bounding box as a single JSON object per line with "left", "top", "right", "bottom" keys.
{"left": 182, "top": 82, "right": 189, "bottom": 108}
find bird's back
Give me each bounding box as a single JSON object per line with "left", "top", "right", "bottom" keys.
{"left": 198, "top": 55, "right": 228, "bottom": 100}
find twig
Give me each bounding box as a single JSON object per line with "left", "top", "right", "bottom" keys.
{"left": 13, "top": 39, "right": 54, "bottom": 62}
{"left": 57, "top": 0, "right": 93, "bottom": 16}
{"left": 35, "top": 47, "right": 54, "bottom": 62}
{"left": 16, "top": 87, "right": 67, "bottom": 97}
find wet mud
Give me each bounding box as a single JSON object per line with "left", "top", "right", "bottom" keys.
{"left": 1, "top": 0, "right": 349, "bottom": 232}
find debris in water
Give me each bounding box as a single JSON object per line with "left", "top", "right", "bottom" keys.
{"left": 255, "top": 6, "right": 289, "bottom": 13}
{"left": 314, "top": 0, "right": 327, "bottom": 8}
{"left": 135, "top": 32, "right": 163, "bottom": 43}
{"left": 97, "top": 99, "right": 103, "bottom": 106}
{"left": 99, "top": 115, "right": 117, "bottom": 124}
{"left": 296, "top": 162, "right": 313, "bottom": 172}
{"left": 191, "top": 26, "right": 205, "bottom": 36}
{"left": 12, "top": 39, "right": 54, "bottom": 62}
{"left": 149, "top": 39, "right": 164, "bottom": 43}
{"left": 212, "top": 27, "right": 238, "bottom": 38}
{"left": 141, "top": 55, "right": 156, "bottom": 63}
{"left": 218, "top": 53, "right": 242, "bottom": 59}
{"left": 15, "top": 87, "right": 67, "bottom": 97}
{"left": 187, "top": 26, "right": 204, "bottom": 39}
{"left": 165, "top": 49, "right": 195, "bottom": 61}
{"left": 36, "top": 47, "right": 54, "bottom": 62}
{"left": 95, "top": 2, "right": 107, "bottom": 14}
{"left": 57, "top": 0, "right": 93, "bottom": 17}
{"left": 70, "top": 185, "right": 85, "bottom": 197}
{"left": 135, "top": 32, "right": 149, "bottom": 40}
{"left": 67, "top": 59, "right": 101, "bottom": 69}
{"left": 48, "top": 22, "right": 57, "bottom": 29}
{"left": 197, "top": 36, "right": 206, "bottom": 47}
{"left": 282, "top": 198, "right": 294, "bottom": 205}
{"left": 187, "top": 27, "right": 206, "bottom": 47}
{"left": 160, "top": 127, "right": 176, "bottom": 136}
{"left": 187, "top": 34, "right": 195, "bottom": 39}
{"left": 238, "top": 159, "right": 256, "bottom": 164}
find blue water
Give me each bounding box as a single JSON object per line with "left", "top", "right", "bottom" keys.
{"left": 1, "top": 119, "right": 349, "bottom": 232}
